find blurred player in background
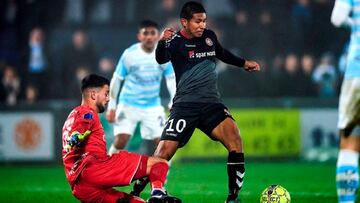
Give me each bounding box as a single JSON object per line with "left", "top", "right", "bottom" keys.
{"left": 106, "top": 20, "right": 176, "bottom": 156}
{"left": 62, "top": 74, "right": 180, "bottom": 203}
{"left": 132, "top": 2, "right": 260, "bottom": 203}
{"left": 331, "top": 1, "right": 360, "bottom": 203}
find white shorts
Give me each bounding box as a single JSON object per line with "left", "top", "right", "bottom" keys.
{"left": 337, "top": 78, "right": 360, "bottom": 133}
{"left": 114, "top": 104, "right": 166, "bottom": 140}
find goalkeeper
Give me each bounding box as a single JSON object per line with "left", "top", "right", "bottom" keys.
{"left": 61, "top": 74, "right": 181, "bottom": 203}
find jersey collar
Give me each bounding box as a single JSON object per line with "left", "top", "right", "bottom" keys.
{"left": 180, "top": 29, "right": 193, "bottom": 40}
{"left": 81, "top": 104, "right": 97, "bottom": 113}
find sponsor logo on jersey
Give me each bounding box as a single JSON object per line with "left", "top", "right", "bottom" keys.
{"left": 205, "top": 38, "right": 213, "bottom": 46}
{"left": 185, "top": 44, "right": 196, "bottom": 48}
{"left": 166, "top": 132, "right": 178, "bottom": 137}
{"left": 84, "top": 113, "right": 93, "bottom": 120}
{"left": 189, "top": 49, "right": 216, "bottom": 59}
{"left": 188, "top": 50, "right": 195, "bottom": 58}
{"left": 195, "top": 51, "right": 216, "bottom": 58}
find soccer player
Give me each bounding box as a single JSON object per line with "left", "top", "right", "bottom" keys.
{"left": 331, "top": 1, "right": 360, "bottom": 203}
{"left": 62, "top": 74, "right": 180, "bottom": 203}
{"left": 132, "top": 2, "right": 260, "bottom": 203}
{"left": 106, "top": 20, "right": 176, "bottom": 156}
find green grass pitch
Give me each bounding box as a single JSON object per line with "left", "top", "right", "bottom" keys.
{"left": 0, "top": 161, "right": 339, "bottom": 203}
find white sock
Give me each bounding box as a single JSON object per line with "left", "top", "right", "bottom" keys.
{"left": 108, "top": 144, "right": 119, "bottom": 156}
{"left": 336, "top": 149, "right": 359, "bottom": 203}
{"left": 337, "top": 149, "right": 359, "bottom": 167}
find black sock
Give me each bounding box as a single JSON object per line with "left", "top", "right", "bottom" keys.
{"left": 131, "top": 177, "right": 149, "bottom": 196}
{"left": 227, "top": 151, "right": 245, "bottom": 200}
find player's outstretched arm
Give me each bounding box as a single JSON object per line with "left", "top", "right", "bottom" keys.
{"left": 215, "top": 39, "right": 260, "bottom": 72}
{"left": 156, "top": 28, "right": 175, "bottom": 64}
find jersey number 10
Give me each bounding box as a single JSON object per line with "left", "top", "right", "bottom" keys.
{"left": 166, "top": 119, "right": 186, "bottom": 133}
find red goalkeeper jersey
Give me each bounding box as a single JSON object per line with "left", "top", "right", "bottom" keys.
{"left": 62, "top": 105, "right": 107, "bottom": 187}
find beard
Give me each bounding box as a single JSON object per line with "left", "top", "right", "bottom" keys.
{"left": 97, "top": 102, "right": 107, "bottom": 113}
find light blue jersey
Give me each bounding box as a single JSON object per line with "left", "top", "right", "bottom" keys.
{"left": 114, "top": 43, "right": 175, "bottom": 108}
{"left": 342, "top": 0, "right": 360, "bottom": 78}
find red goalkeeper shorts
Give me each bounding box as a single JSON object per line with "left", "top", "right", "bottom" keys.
{"left": 72, "top": 151, "right": 148, "bottom": 203}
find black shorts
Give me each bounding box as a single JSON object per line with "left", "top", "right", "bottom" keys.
{"left": 161, "top": 102, "right": 234, "bottom": 148}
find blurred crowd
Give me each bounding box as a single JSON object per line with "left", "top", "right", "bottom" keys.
{"left": 0, "top": 0, "right": 349, "bottom": 105}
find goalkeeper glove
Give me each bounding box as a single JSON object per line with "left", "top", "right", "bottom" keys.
{"left": 66, "top": 130, "right": 91, "bottom": 150}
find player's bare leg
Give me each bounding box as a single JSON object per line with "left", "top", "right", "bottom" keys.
{"left": 154, "top": 140, "right": 179, "bottom": 160}
{"left": 108, "top": 133, "right": 131, "bottom": 155}
{"left": 336, "top": 127, "right": 360, "bottom": 203}
{"left": 339, "top": 131, "right": 360, "bottom": 151}
{"left": 211, "top": 117, "right": 244, "bottom": 203}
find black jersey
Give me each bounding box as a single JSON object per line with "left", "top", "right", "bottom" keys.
{"left": 156, "top": 29, "right": 245, "bottom": 104}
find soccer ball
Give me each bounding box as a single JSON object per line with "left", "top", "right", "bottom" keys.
{"left": 260, "top": 185, "right": 291, "bottom": 203}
